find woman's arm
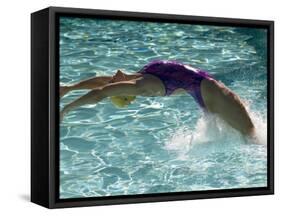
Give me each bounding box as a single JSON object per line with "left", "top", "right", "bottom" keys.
{"left": 60, "top": 76, "right": 113, "bottom": 98}
{"left": 60, "top": 79, "right": 146, "bottom": 121}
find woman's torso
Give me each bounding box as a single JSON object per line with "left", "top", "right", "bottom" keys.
{"left": 138, "top": 60, "right": 213, "bottom": 108}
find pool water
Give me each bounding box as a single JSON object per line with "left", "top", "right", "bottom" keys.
{"left": 59, "top": 17, "right": 268, "bottom": 199}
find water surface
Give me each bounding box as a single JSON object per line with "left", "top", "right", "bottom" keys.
{"left": 59, "top": 17, "right": 267, "bottom": 199}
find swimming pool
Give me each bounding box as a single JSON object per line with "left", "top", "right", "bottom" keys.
{"left": 59, "top": 17, "right": 267, "bottom": 199}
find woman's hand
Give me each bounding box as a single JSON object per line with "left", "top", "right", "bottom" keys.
{"left": 60, "top": 86, "right": 71, "bottom": 98}
{"left": 60, "top": 107, "right": 69, "bottom": 123}
{"left": 60, "top": 88, "right": 105, "bottom": 123}
{"left": 60, "top": 110, "right": 65, "bottom": 123}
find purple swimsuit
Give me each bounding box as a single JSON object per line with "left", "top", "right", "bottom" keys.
{"left": 138, "top": 60, "right": 213, "bottom": 108}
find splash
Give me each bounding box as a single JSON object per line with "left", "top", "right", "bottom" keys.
{"left": 165, "top": 109, "right": 267, "bottom": 157}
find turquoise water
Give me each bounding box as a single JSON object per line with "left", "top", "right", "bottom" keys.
{"left": 59, "top": 17, "right": 268, "bottom": 199}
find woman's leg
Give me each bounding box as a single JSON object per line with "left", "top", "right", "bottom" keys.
{"left": 201, "top": 79, "right": 255, "bottom": 136}
{"left": 60, "top": 76, "right": 113, "bottom": 98}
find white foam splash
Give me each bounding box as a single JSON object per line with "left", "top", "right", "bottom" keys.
{"left": 165, "top": 108, "right": 267, "bottom": 158}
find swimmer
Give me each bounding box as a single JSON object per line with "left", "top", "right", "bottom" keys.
{"left": 60, "top": 60, "right": 255, "bottom": 137}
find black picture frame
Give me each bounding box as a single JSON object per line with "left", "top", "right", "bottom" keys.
{"left": 31, "top": 6, "right": 274, "bottom": 209}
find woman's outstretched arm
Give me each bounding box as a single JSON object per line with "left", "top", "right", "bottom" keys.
{"left": 60, "top": 75, "right": 113, "bottom": 98}
{"left": 60, "top": 79, "right": 146, "bottom": 122}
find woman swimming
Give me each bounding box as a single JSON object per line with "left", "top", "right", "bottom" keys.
{"left": 60, "top": 60, "right": 255, "bottom": 136}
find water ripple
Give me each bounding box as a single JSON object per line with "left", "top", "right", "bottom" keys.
{"left": 59, "top": 17, "right": 267, "bottom": 198}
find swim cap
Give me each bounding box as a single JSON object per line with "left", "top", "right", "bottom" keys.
{"left": 110, "top": 96, "right": 136, "bottom": 108}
